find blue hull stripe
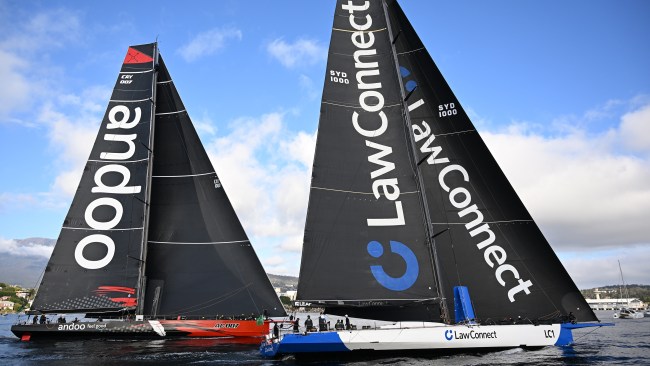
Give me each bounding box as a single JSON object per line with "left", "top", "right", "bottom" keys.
{"left": 266, "top": 332, "right": 350, "bottom": 355}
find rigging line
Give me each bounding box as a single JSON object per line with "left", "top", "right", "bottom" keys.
{"left": 109, "top": 98, "right": 152, "bottom": 103}
{"left": 332, "top": 27, "right": 387, "bottom": 33}
{"left": 119, "top": 69, "right": 154, "bottom": 74}
{"left": 148, "top": 239, "right": 249, "bottom": 245}
{"left": 155, "top": 109, "right": 186, "bottom": 116}
{"left": 152, "top": 171, "right": 216, "bottom": 178}
{"left": 311, "top": 186, "right": 419, "bottom": 195}
{"left": 62, "top": 226, "right": 144, "bottom": 231}
{"left": 87, "top": 158, "right": 150, "bottom": 163}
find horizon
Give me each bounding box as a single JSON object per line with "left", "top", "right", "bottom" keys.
{"left": 1, "top": 1, "right": 649, "bottom": 289}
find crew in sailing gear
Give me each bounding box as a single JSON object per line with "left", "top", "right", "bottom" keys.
{"left": 345, "top": 315, "right": 350, "bottom": 330}
{"left": 304, "top": 315, "right": 313, "bottom": 331}
{"left": 293, "top": 318, "right": 300, "bottom": 333}
{"left": 32, "top": 316, "right": 38, "bottom": 325}
{"left": 318, "top": 312, "right": 327, "bottom": 331}
{"left": 39, "top": 314, "right": 46, "bottom": 324}
{"left": 272, "top": 323, "right": 279, "bottom": 339}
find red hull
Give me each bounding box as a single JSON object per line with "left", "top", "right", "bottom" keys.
{"left": 11, "top": 319, "right": 272, "bottom": 341}
{"left": 160, "top": 319, "right": 270, "bottom": 338}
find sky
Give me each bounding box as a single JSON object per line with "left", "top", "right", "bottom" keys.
{"left": 0, "top": 0, "right": 648, "bottom": 289}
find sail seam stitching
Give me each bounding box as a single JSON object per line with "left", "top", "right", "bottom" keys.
{"left": 109, "top": 98, "right": 152, "bottom": 103}
{"left": 312, "top": 186, "right": 418, "bottom": 195}
{"left": 119, "top": 69, "right": 154, "bottom": 74}
{"left": 156, "top": 109, "right": 185, "bottom": 116}
{"left": 87, "top": 158, "right": 149, "bottom": 163}
{"left": 155, "top": 109, "right": 186, "bottom": 116}
{"left": 332, "top": 27, "right": 387, "bottom": 33}
{"left": 62, "top": 226, "right": 144, "bottom": 231}
{"left": 148, "top": 240, "right": 250, "bottom": 245}
{"left": 397, "top": 47, "right": 425, "bottom": 55}
{"left": 431, "top": 220, "right": 533, "bottom": 225}
{"left": 152, "top": 171, "right": 215, "bottom": 178}
{"left": 322, "top": 101, "right": 401, "bottom": 109}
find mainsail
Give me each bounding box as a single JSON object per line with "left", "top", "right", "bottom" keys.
{"left": 142, "top": 56, "right": 285, "bottom": 317}
{"left": 297, "top": 0, "right": 597, "bottom": 324}
{"left": 31, "top": 43, "right": 284, "bottom": 318}
{"left": 32, "top": 44, "right": 157, "bottom": 313}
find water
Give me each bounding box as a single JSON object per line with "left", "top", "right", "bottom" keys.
{"left": 1, "top": 311, "right": 648, "bottom": 365}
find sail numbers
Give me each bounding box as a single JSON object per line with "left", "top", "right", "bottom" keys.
{"left": 438, "top": 103, "right": 457, "bottom": 117}
{"left": 329, "top": 70, "right": 349, "bottom": 84}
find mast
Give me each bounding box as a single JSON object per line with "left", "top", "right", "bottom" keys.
{"left": 381, "top": 0, "right": 450, "bottom": 322}
{"left": 135, "top": 42, "right": 159, "bottom": 315}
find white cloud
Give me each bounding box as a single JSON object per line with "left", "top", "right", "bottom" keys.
{"left": 561, "top": 246, "right": 650, "bottom": 289}
{"left": 267, "top": 38, "right": 326, "bottom": 68}
{"left": 0, "top": 237, "right": 53, "bottom": 258}
{"left": 0, "top": 50, "right": 31, "bottom": 118}
{"left": 619, "top": 104, "right": 650, "bottom": 152}
{"left": 177, "top": 27, "right": 242, "bottom": 62}
{"left": 483, "top": 105, "right": 650, "bottom": 251}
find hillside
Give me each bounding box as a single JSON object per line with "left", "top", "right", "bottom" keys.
{"left": 581, "top": 285, "right": 650, "bottom": 303}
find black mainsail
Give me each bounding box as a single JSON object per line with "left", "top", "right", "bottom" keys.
{"left": 143, "top": 56, "right": 285, "bottom": 317}
{"left": 32, "top": 44, "right": 157, "bottom": 313}
{"left": 297, "top": 0, "right": 596, "bottom": 324}
{"left": 30, "top": 43, "right": 284, "bottom": 319}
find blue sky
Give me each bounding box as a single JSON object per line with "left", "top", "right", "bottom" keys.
{"left": 0, "top": 0, "right": 648, "bottom": 289}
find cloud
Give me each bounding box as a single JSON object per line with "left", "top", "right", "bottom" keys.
{"left": 481, "top": 102, "right": 650, "bottom": 252}
{"left": 0, "top": 50, "right": 31, "bottom": 118}
{"left": 266, "top": 38, "right": 326, "bottom": 68}
{"left": 0, "top": 9, "right": 82, "bottom": 120}
{"left": 619, "top": 104, "right": 650, "bottom": 152}
{"left": 0, "top": 237, "right": 53, "bottom": 258}
{"left": 560, "top": 246, "right": 650, "bottom": 288}
{"left": 177, "top": 27, "right": 242, "bottom": 62}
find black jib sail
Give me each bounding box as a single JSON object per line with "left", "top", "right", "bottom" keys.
{"left": 31, "top": 43, "right": 284, "bottom": 318}
{"left": 31, "top": 44, "right": 157, "bottom": 313}
{"left": 297, "top": 0, "right": 597, "bottom": 324}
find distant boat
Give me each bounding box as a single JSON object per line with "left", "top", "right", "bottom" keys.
{"left": 261, "top": 0, "right": 611, "bottom": 358}
{"left": 12, "top": 43, "right": 285, "bottom": 342}
{"left": 613, "top": 260, "right": 644, "bottom": 319}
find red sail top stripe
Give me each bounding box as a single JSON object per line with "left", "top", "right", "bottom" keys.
{"left": 123, "top": 47, "right": 154, "bottom": 64}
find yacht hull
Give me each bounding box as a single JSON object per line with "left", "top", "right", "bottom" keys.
{"left": 12, "top": 319, "right": 269, "bottom": 341}
{"left": 260, "top": 323, "right": 605, "bottom": 357}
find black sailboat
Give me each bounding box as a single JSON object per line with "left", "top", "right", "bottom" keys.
{"left": 262, "top": 0, "right": 609, "bottom": 356}
{"left": 12, "top": 43, "right": 285, "bottom": 341}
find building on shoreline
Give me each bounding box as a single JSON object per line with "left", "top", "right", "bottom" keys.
{"left": 586, "top": 288, "right": 645, "bottom": 310}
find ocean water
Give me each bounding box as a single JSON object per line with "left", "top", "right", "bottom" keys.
{"left": 1, "top": 311, "right": 648, "bottom": 365}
